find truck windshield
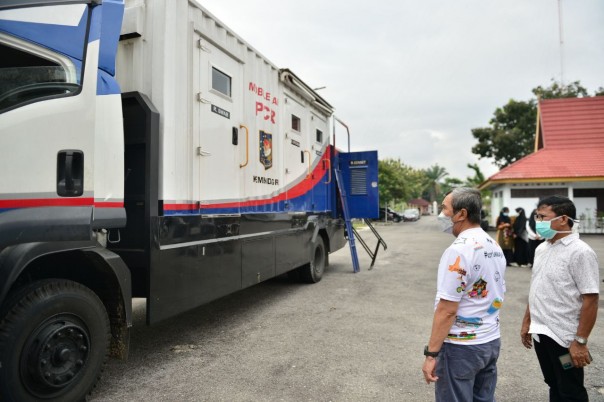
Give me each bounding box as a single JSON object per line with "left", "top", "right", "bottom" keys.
{"left": 0, "top": 41, "right": 80, "bottom": 112}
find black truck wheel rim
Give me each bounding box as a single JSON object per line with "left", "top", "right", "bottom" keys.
{"left": 21, "top": 315, "right": 90, "bottom": 397}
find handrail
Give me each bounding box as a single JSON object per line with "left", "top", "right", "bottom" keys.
{"left": 323, "top": 158, "right": 331, "bottom": 184}
{"left": 351, "top": 219, "right": 388, "bottom": 270}
{"left": 304, "top": 150, "right": 311, "bottom": 178}
{"left": 239, "top": 124, "right": 249, "bottom": 168}
{"left": 333, "top": 116, "right": 351, "bottom": 153}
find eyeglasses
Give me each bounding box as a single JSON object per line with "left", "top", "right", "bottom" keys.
{"left": 534, "top": 214, "right": 561, "bottom": 222}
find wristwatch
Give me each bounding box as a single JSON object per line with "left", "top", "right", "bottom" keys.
{"left": 575, "top": 336, "right": 588, "bottom": 345}
{"left": 424, "top": 345, "right": 440, "bottom": 357}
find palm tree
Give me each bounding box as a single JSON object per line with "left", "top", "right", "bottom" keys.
{"left": 465, "top": 162, "right": 491, "bottom": 211}
{"left": 464, "top": 163, "right": 485, "bottom": 187}
{"left": 423, "top": 164, "right": 448, "bottom": 203}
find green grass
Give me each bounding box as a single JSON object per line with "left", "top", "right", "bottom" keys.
{"left": 352, "top": 219, "right": 368, "bottom": 229}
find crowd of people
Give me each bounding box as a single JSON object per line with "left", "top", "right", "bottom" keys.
{"left": 495, "top": 206, "right": 544, "bottom": 267}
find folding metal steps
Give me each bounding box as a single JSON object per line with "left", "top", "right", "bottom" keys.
{"left": 334, "top": 168, "right": 361, "bottom": 272}
{"left": 334, "top": 167, "right": 387, "bottom": 272}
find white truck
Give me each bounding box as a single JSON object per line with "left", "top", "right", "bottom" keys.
{"left": 0, "top": 1, "right": 380, "bottom": 400}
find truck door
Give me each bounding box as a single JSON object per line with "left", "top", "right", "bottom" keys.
{"left": 0, "top": 3, "right": 97, "bottom": 240}
{"left": 338, "top": 151, "right": 379, "bottom": 219}
{"left": 196, "top": 38, "right": 243, "bottom": 214}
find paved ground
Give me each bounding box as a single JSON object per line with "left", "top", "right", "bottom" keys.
{"left": 90, "top": 216, "right": 604, "bottom": 401}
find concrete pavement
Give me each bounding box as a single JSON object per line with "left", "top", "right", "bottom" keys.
{"left": 90, "top": 216, "right": 604, "bottom": 401}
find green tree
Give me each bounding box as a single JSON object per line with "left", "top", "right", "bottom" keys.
{"left": 436, "top": 164, "right": 487, "bottom": 201}
{"left": 464, "top": 163, "right": 491, "bottom": 208}
{"left": 471, "top": 80, "right": 600, "bottom": 168}
{"left": 378, "top": 159, "right": 406, "bottom": 206}
{"left": 471, "top": 99, "right": 536, "bottom": 168}
{"left": 422, "top": 164, "right": 448, "bottom": 203}
{"left": 532, "top": 80, "right": 588, "bottom": 99}
{"left": 378, "top": 159, "right": 426, "bottom": 206}
{"left": 404, "top": 167, "right": 427, "bottom": 201}
{"left": 440, "top": 177, "right": 463, "bottom": 198}
{"left": 464, "top": 163, "right": 485, "bottom": 187}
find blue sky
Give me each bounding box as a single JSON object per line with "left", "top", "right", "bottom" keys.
{"left": 203, "top": 0, "right": 604, "bottom": 180}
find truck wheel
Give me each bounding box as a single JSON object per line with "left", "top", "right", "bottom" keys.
{"left": 0, "top": 279, "right": 110, "bottom": 402}
{"left": 299, "top": 236, "right": 326, "bottom": 283}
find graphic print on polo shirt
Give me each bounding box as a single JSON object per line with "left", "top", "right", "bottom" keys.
{"left": 468, "top": 277, "right": 488, "bottom": 298}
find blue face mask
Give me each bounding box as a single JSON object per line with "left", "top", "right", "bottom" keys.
{"left": 535, "top": 216, "right": 573, "bottom": 240}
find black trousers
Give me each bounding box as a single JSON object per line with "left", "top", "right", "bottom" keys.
{"left": 514, "top": 239, "right": 529, "bottom": 265}
{"left": 502, "top": 248, "right": 513, "bottom": 266}
{"left": 528, "top": 239, "right": 544, "bottom": 265}
{"left": 534, "top": 334, "right": 588, "bottom": 402}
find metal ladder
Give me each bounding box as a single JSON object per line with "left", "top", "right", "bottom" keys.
{"left": 334, "top": 167, "right": 360, "bottom": 273}
{"left": 334, "top": 168, "right": 387, "bottom": 272}
{"left": 332, "top": 116, "right": 386, "bottom": 272}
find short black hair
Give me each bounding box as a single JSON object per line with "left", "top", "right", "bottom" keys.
{"left": 537, "top": 195, "right": 576, "bottom": 227}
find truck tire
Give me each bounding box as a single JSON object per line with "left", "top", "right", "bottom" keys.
{"left": 0, "top": 279, "right": 110, "bottom": 402}
{"left": 299, "top": 236, "right": 326, "bottom": 283}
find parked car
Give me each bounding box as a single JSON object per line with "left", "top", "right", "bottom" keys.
{"left": 379, "top": 207, "right": 402, "bottom": 222}
{"left": 402, "top": 208, "right": 420, "bottom": 221}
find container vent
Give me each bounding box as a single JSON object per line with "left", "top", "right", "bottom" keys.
{"left": 350, "top": 169, "right": 367, "bottom": 195}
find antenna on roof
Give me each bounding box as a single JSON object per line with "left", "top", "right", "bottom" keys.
{"left": 558, "top": 0, "right": 565, "bottom": 86}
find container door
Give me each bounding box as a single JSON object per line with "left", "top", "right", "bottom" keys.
{"left": 338, "top": 151, "right": 379, "bottom": 219}
{"left": 197, "top": 38, "right": 243, "bottom": 214}
{"left": 283, "top": 95, "right": 310, "bottom": 211}
{"left": 309, "top": 113, "right": 330, "bottom": 212}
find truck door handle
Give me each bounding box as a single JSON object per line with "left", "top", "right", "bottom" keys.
{"left": 57, "top": 150, "right": 84, "bottom": 196}
{"left": 239, "top": 124, "right": 249, "bottom": 168}
{"left": 304, "top": 150, "right": 311, "bottom": 179}
{"left": 323, "top": 158, "right": 331, "bottom": 184}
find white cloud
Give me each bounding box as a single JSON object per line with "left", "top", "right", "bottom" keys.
{"left": 203, "top": 0, "right": 604, "bottom": 181}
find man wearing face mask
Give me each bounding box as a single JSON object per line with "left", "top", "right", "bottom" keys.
{"left": 520, "top": 196, "right": 599, "bottom": 402}
{"left": 422, "top": 188, "right": 507, "bottom": 401}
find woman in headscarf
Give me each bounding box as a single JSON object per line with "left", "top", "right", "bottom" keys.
{"left": 512, "top": 207, "right": 529, "bottom": 266}
{"left": 496, "top": 207, "right": 514, "bottom": 266}
{"left": 526, "top": 208, "right": 543, "bottom": 266}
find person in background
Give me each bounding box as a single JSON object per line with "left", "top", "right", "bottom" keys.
{"left": 513, "top": 208, "right": 529, "bottom": 266}
{"left": 480, "top": 209, "right": 489, "bottom": 231}
{"left": 526, "top": 208, "right": 543, "bottom": 266}
{"left": 496, "top": 207, "right": 514, "bottom": 266}
{"left": 422, "top": 188, "right": 507, "bottom": 401}
{"left": 520, "top": 196, "right": 599, "bottom": 401}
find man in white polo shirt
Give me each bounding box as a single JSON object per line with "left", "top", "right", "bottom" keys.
{"left": 521, "top": 195, "right": 599, "bottom": 401}
{"left": 422, "top": 187, "right": 507, "bottom": 401}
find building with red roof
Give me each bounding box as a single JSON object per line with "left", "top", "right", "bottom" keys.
{"left": 407, "top": 198, "right": 431, "bottom": 215}
{"left": 479, "top": 96, "right": 604, "bottom": 232}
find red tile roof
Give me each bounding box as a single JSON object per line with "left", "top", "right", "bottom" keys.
{"left": 538, "top": 96, "right": 604, "bottom": 149}
{"left": 408, "top": 198, "right": 430, "bottom": 206}
{"left": 481, "top": 96, "right": 604, "bottom": 186}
